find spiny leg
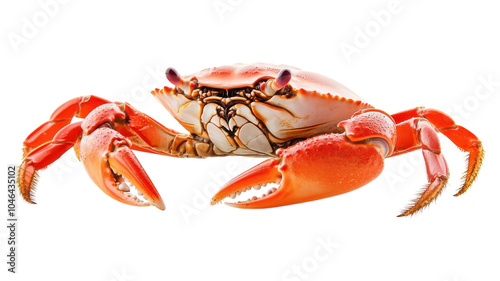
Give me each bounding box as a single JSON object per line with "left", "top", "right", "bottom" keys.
{"left": 22, "top": 95, "right": 111, "bottom": 157}
{"left": 19, "top": 119, "right": 167, "bottom": 209}
{"left": 394, "top": 118, "right": 449, "bottom": 216}
{"left": 18, "top": 122, "right": 83, "bottom": 203}
{"left": 19, "top": 95, "right": 111, "bottom": 204}
{"left": 392, "top": 107, "right": 484, "bottom": 196}
{"left": 438, "top": 127, "right": 483, "bottom": 196}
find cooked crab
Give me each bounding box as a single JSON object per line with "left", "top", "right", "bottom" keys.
{"left": 18, "top": 63, "right": 483, "bottom": 216}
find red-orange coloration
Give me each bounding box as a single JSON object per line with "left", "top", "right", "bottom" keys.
{"left": 217, "top": 134, "right": 385, "bottom": 209}
{"left": 18, "top": 64, "right": 484, "bottom": 216}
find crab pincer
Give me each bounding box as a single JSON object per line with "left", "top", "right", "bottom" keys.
{"left": 79, "top": 126, "right": 164, "bottom": 210}
{"left": 19, "top": 64, "right": 484, "bottom": 216}
{"left": 210, "top": 120, "right": 391, "bottom": 209}
{"left": 18, "top": 100, "right": 165, "bottom": 210}
{"left": 78, "top": 104, "right": 165, "bottom": 210}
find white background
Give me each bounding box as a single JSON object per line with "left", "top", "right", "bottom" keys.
{"left": 1, "top": 0, "right": 499, "bottom": 280}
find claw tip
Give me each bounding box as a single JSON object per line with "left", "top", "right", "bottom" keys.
{"left": 155, "top": 200, "right": 166, "bottom": 210}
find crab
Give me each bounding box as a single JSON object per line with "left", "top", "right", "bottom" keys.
{"left": 18, "top": 63, "right": 484, "bottom": 216}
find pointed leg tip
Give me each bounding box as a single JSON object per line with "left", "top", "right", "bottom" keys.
{"left": 23, "top": 195, "right": 37, "bottom": 205}
{"left": 397, "top": 209, "right": 415, "bottom": 217}
{"left": 19, "top": 191, "right": 37, "bottom": 205}
{"left": 17, "top": 161, "right": 39, "bottom": 204}
{"left": 398, "top": 177, "right": 448, "bottom": 217}
{"left": 397, "top": 205, "right": 420, "bottom": 217}
{"left": 19, "top": 185, "right": 38, "bottom": 204}
{"left": 455, "top": 142, "right": 484, "bottom": 197}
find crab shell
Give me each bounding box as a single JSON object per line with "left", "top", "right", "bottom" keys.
{"left": 153, "top": 63, "right": 373, "bottom": 156}
{"left": 18, "top": 63, "right": 484, "bottom": 215}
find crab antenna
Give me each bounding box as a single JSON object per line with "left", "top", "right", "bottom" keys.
{"left": 262, "top": 69, "right": 292, "bottom": 96}
{"left": 166, "top": 67, "right": 183, "bottom": 86}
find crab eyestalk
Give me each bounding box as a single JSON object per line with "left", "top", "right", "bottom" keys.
{"left": 260, "top": 69, "right": 292, "bottom": 97}
{"left": 166, "top": 67, "right": 198, "bottom": 97}
{"left": 166, "top": 67, "right": 183, "bottom": 86}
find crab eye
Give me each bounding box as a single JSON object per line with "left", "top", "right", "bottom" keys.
{"left": 166, "top": 67, "right": 182, "bottom": 86}
{"left": 275, "top": 69, "right": 292, "bottom": 88}
{"left": 260, "top": 68, "right": 292, "bottom": 97}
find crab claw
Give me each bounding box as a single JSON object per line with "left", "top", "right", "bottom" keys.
{"left": 211, "top": 133, "right": 386, "bottom": 208}
{"left": 80, "top": 125, "right": 165, "bottom": 210}
{"left": 211, "top": 158, "right": 282, "bottom": 208}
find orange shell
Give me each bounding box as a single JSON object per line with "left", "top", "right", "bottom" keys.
{"left": 183, "top": 63, "right": 365, "bottom": 102}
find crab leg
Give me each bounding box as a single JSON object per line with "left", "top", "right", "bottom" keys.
{"left": 18, "top": 122, "right": 83, "bottom": 203}
{"left": 19, "top": 96, "right": 217, "bottom": 208}
{"left": 19, "top": 94, "right": 112, "bottom": 203}
{"left": 391, "top": 107, "right": 484, "bottom": 196}
{"left": 392, "top": 118, "right": 449, "bottom": 216}
{"left": 19, "top": 95, "right": 117, "bottom": 205}
{"left": 211, "top": 109, "right": 396, "bottom": 208}
{"left": 22, "top": 95, "right": 111, "bottom": 157}
{"left": 114, "top": 102, "right": 215, "bottom": 158}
